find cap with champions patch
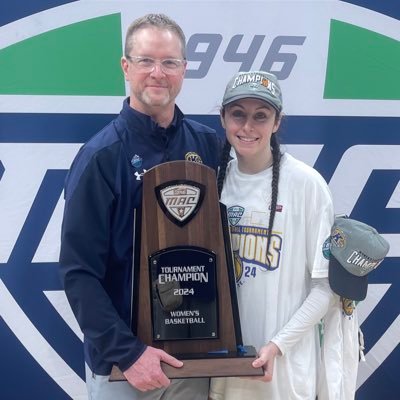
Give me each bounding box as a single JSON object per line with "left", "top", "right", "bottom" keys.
{"left": 329, "top": 217, "right": 390, "bottom": 301}
{"left": 222, "top": 70, "right": 283, "bottom": 112}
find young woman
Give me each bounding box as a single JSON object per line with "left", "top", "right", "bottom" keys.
{"left": 210, "top": 71, "right": 337, "bottom": 399}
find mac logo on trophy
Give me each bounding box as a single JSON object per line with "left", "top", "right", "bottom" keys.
{"left": 110, "top": 161, "right": 262, "bottom": 380}
{"left": 155, "top": 181, "right": 205, "bottom": 226}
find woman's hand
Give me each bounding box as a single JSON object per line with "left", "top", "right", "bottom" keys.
{"left": 250, "top": 342, "right": 282, "bottom": 382}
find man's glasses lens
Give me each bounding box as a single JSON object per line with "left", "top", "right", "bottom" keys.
{"left": 127, "top": 56, "right": 185, "bottom": 75}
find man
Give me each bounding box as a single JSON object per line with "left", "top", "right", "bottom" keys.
{"left": 59, "top": 13, "right": 220, "bottom": 400}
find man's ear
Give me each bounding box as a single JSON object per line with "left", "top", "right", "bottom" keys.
{"left": 121, "top": 57, "right": 129, "bottom": 80}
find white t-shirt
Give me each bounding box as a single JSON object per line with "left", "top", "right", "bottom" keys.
{"left": 215, "top": 153, "right": 334, "bottom": 400}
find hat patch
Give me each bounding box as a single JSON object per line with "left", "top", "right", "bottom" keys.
{"left": 346, "top": 250, "right": 383, "bottom": 274}
{"left": 331, "top": 226, "right": 383, "bottom": 275}
{"left": 331, "top": 227, "right": 346, "bottom": 248}
{"left": 232, "top": 73, "right": 277, "bottom": 95}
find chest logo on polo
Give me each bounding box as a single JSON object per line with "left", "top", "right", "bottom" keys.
{"left": 155, "top": 180, "right": 205, "bottom": 227}
{"left": 131, "top": 154, "right": 143, "bottom": 168}
{"left": 227, "top": 205, "right": 244, "bottom": 226}
{"left": 185, "top": 152, "right": 203, "bottom": 164}
{"left": 134, "top": 169, "right": 147, "bottom": 180}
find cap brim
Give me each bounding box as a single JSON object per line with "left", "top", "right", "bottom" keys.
{"left": 222, "top": 94, "right": 281, "bottom": 112}
{"left": 329, "top": 255, "right": 368, "bottom": 301}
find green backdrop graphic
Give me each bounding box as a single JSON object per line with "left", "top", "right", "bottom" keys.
{"left": 0, "top": 13, "right": 124, "bottom": 95}
{"left": 324, "top": 19, "right": 400, "bottom": 100}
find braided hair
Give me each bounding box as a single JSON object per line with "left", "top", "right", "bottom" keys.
{"left": 217, "top": 140, "right": 232, "bottom": 198}
{"left": 265, "top": 133, "right": 281, "bottom": 263}
{"left": 217, "top": 111, "right": 282, "bottom": 265}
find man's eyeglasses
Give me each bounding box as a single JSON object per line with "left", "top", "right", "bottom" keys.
{"left": 126, "top": 56, "right": 186, "bottom": 75}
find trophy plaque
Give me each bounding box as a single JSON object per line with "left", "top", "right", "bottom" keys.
{"left": 110, "top": 161, "right": 262, "bottom": 379}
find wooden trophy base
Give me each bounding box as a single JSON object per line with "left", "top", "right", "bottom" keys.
{"left": 109, "top": 346, "right": 263, "bottom": 381}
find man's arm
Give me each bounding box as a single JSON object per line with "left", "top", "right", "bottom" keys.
{"left": 60, "top": 150, "right": 145, "bottom": 372}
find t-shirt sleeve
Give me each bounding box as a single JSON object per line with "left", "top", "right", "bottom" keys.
{"left": 304, "top": 172, "right": 334, "bottom": 278}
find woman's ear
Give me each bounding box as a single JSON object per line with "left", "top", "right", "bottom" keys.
{"left": 220, "top": 108, "right": 226, "bottom": 129}
{"left": 273, "top": 112, "right": 283, "bottom": 133}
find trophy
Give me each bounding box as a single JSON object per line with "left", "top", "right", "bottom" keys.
{"left": 110, "top": 161, "right": 262, "bottom": 379}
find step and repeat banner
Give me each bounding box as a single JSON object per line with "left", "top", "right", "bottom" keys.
{"left": 0, "top": 1, "right": 399, "bottom": 399}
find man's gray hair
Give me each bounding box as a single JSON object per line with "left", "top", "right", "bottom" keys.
{"left": 124, "top": 13, "right": 186, "bottom": 58}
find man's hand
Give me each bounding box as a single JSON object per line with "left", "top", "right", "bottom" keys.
{"left": 250, "top": 342, "right": 282, "bottom": 382}
{"left": 123, "top": 346, "right": 183, "bottom": 392}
